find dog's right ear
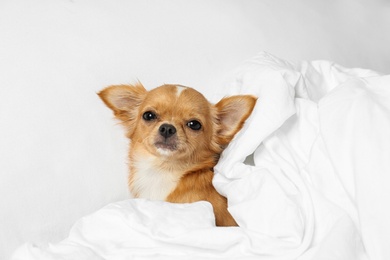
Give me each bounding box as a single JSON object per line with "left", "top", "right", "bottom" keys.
{"left": 98, "top": 83, "right": 147, "bottom": 126}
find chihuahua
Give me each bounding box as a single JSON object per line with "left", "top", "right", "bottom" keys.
{"left": 98, "top": 83, "right": 256, "bottom": 226}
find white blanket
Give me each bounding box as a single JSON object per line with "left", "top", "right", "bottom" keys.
{"left": 11, "top": 53, "right": 390, "bottom": 260}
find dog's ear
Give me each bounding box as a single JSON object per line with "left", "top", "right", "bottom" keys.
{"left": 98, "top": 83, "right": 147, "bottom": 128}
{"left": 215, "top": 95, "right": 257, "bottom": 145}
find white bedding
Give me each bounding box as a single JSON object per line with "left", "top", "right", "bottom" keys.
{"left": 11, "top": 53, "right": 390, "bottom": 260}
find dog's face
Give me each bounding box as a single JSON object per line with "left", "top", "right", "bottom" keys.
{"left": 134, "top": 85, "right": 217, "bottom": 161}
{"left": 98, "top": 83, "right": 256, "bottom": 167}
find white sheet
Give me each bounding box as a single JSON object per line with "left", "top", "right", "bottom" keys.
{"left": 11, "top": 52, "right": 390, "bottom": 260}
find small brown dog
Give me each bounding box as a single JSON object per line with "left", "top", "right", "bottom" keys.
{"left": 98, "top": 83, "right": 256, "bottom": 226}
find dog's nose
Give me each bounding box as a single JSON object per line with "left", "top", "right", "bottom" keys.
{"left": 159, "top": 124, "right": 177, "bottom": 138}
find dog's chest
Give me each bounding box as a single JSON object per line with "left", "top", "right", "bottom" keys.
{"left": 131, "top": 158, "right": 182, "bottom": 200}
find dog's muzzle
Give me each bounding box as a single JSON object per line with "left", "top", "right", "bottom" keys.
{"left": 155, "top": 123, "right": 178, "bottom": 151}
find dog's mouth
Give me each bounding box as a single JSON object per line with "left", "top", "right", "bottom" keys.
{"left": 154, "top": 141, "right": 179, "bottom": 155}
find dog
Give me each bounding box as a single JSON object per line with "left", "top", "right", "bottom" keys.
{"left": 98, "top": 83, "right": 256, "bottom": 226}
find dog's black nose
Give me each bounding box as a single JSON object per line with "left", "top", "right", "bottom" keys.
{"left": 159, "top": 124, "right": 176, "bottom": 138}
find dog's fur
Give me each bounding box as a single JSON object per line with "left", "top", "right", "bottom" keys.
{"left": 98, "top": 83, "right": 256, "bottom": 226}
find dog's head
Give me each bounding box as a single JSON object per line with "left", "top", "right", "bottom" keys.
{"left": 98, "top": 83, "right": 256, "bottom": 167}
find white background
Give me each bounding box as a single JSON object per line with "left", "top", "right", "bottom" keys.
{"left": 1, "top": 0, "right": 390, "bottom": 259}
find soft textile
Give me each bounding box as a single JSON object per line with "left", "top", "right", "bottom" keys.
{"left": 12, "top": 53, "right": 390, "bottom": 259}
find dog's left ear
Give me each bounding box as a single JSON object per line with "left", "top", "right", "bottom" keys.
{"left": 215, "top": 95, "right": 257, "bottom": 145}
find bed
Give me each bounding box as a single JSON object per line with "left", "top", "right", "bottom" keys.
{"left": 10, "top": 52, "right": 390, "bottom": 259}
{"left": 2, "top": 1, "right": 390, "bottom": 259}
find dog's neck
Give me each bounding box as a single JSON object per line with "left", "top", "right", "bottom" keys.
{"left": 128, "top": 149, "right": 217, "bottom": 200}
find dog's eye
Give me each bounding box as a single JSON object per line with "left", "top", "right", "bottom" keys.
{"left": 142, "top": 111, "right": 157, "bottom": 121}
{"left": 187, "top": 120, "right": 202, "bottom": 131}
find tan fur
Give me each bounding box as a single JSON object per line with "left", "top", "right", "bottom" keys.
{"left": 98, "top": 83, "right": 256, "bottom": 226}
